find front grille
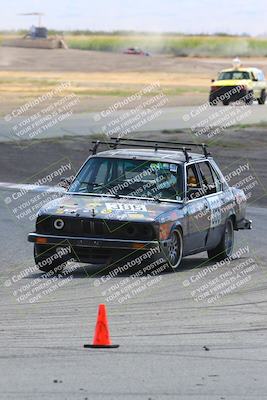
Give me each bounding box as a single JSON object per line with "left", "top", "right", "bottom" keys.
{"left": 214, "top": 86, "right": 237, "bottom": 95}
{"left": 36, "top": 215, "right": 156, "bottom": 241}
{"left": 211, "top": 85, "right": 246, "bottom": 99}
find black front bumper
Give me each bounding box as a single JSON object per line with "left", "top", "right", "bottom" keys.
{"left": 209, "top": 87, "right": 249, "bottom": 103}
{"left": 28, "top": 232, "right": 159, "bottom": 250}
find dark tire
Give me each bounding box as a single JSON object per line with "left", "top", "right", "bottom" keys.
{"left": 222, "top": 100, "right": 229, "bottom": 106}
{"left": 209, "top": 96, "right": 217, "bottom": 106}
{"left": 245, "top": 91, "right": 254, "bottom": 105}
{"left": 161, "top": 229, "right": 183, "bottom": 270}
{"left": 258, "top": 90, "right": 266, "bottom": 105}
{"left": 207, "top": 218, "right": 234, "bottom": 262}
{"left": 34, "top": 244, "right": 68, "bottom": 273}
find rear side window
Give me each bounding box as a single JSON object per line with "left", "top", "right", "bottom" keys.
{"left": 186, "top": 164, "right": 202, "bottom": 200}
{"left": 258, "top": 71, "right": 265, "bottom": 81}
{"left": 197, "top": 162, "right": 219, "bottom": 195}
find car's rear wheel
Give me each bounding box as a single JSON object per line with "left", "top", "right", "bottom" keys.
{"left": 34, "top": 244, "right": 68, "bottom": 273}
{"left": 162, "top": 230, "right": 183, "bottom": 270}
{"left": 258, "top": 89, "right": 266, "bottom": 105}
{"left": 222, "top": 100, "right": 229, "bottom": 106}
{"left": 207, "top": 218, "right": 234, "bottom": 261}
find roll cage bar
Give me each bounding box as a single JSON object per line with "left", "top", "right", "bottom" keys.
{"left": 90, "top": 137, "right": 210, "bottom": 162}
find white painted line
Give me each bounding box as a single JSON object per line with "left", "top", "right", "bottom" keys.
{"left": 0, "top": 182, "right": 66, "bottom": 193}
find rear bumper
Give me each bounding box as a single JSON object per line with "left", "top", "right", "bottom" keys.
{"left": 28, "top": 232, "right": 159, "bottom": 250}
{"left": 236, "top": 218, "right": 252, "bottom": 230}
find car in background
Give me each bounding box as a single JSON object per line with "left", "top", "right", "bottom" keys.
{"left": 209, "top": 67, "right": 266, "bottom": 105}
{"left": 123, "top": 47, "right": 150, "bottom": 56}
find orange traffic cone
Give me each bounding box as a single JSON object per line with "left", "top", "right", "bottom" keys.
{"left": 84, "top": 304, "right": 119, "bottom": 348}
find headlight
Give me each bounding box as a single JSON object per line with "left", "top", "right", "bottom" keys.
{"left": 54, "top": 218, "right": 65, "bottom": 230}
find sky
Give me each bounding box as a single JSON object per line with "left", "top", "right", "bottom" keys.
{"left": 1, "top": 0, "right": 266, "bottom": 35}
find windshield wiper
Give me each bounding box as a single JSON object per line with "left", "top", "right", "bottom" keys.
{"left": 79, "top": 182, "right": 103, "bottom": 187}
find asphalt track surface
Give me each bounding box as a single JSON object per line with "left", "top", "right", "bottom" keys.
{"left": 1, "top": 104, "right": 267, "bottom": 142}
{"left": 0, "top": 187, "right": 267, "bottom": 400}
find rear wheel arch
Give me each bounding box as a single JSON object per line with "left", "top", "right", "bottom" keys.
{"left": 207, "top": 217, "right": 234, "bottom": 261}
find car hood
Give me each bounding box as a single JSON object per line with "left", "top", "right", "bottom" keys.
{"left": 39, "top": 194, "right": 183, "bottom": 223}
{"left": 211, "top": 79, "right": 250, "bottom": 87}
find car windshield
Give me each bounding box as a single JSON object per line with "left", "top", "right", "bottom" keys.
{"left": 218, "top": 71, "right": 250, "bottom": 80}
{"left": 69, "top": 157, "right": 184, "bottom": 201}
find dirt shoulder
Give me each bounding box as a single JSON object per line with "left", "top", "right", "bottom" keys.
{"left": 1, "top": 47, "right": 267, "bottom": 74}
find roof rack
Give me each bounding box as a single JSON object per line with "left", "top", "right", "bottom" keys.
{"left": 90, "top": 137, "right": 210, "bottom": 162}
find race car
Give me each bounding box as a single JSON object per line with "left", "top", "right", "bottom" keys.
{"left": 123, "top": 47, "right": 150, "bottom": 56}
{"left": 28, "top": 138, "right": 251, "bottom": 272}
{"left": 209, "top": 65, "right": 266, "bottom": 105}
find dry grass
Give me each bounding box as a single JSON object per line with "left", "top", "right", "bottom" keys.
{"left": 0, "top": 70, "right": 209, "bottom": 97}
{"left": 65, "top": 34, "right": 267, "bottom": 57}
{"left": 0, "top": 70, "right": 209, "bottom": 115}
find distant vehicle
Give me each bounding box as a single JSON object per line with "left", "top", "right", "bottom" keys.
{"left": 123, "top": 47, "right": 150, "bottom": 56}
{"left": 209, "top": 65, "right": 267, "bottom": 105}
{"left": 28, "top": 138, "right": 251, "bottom": 272}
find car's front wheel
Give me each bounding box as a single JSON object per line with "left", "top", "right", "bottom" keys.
{"left": 245, "top": 91, "right": 254, "bottom": 105}
{"left": 162, "top": 230, "right": 183, "bottom": 270}
{"left": 258, "top": 89, "right": 266, "bottom": 105}
{"left": 207, "top": 218, "right": 234, "bottom": 261}
{"left": 209, "top": 95, "right": 217, "bottom": 106}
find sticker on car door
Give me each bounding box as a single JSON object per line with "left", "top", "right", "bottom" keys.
{"left": 206, "top": 197, "right": 222, "bottom": 228}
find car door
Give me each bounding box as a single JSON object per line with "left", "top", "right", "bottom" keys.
{"left": 183, "top": 162, "right": 210, "bottom": 254}
{"left": 251, "top": 70, "right": 261, "bottom": 99}
{"left": 257, "top": 70, "right": 266, "bottom": 96}
{"left": 197, "top": 160, "right": 225, "bottom": 249}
